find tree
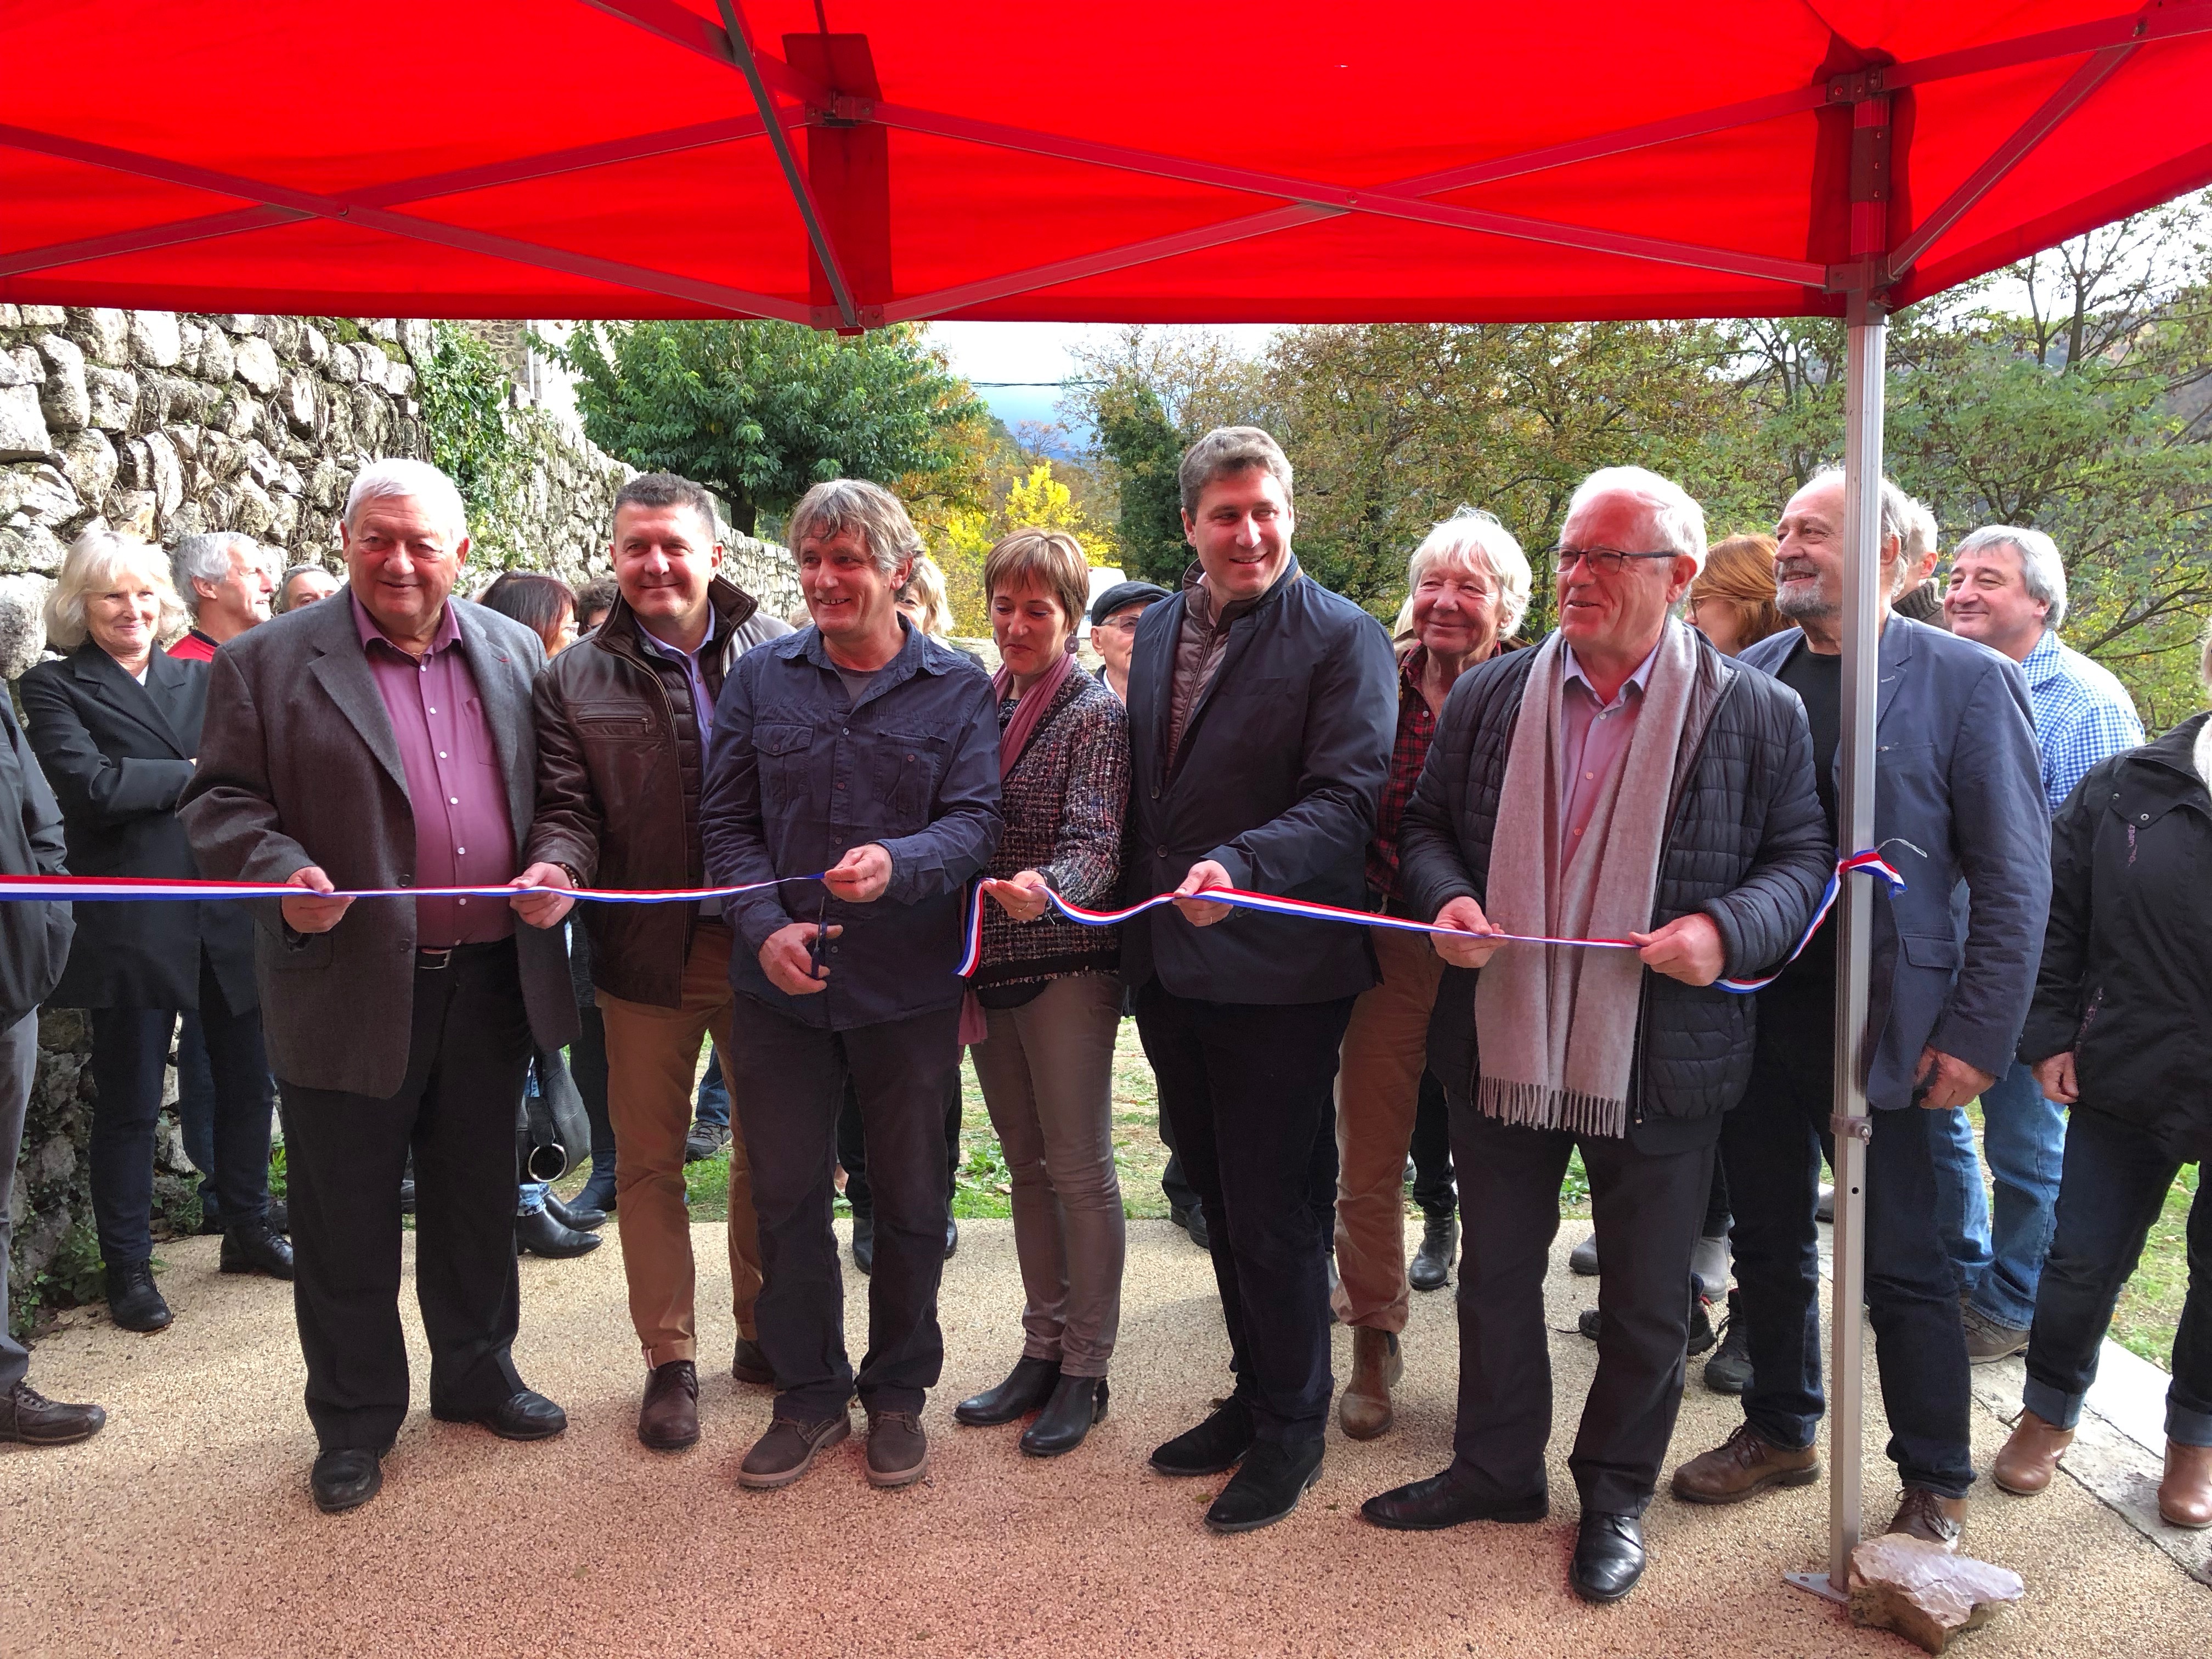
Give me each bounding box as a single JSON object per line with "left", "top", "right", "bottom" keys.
{"left": 542, "top": 320, "right": 985, "bottom": 535}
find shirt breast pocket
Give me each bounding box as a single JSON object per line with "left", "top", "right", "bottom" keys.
{"left": 754, "top": 723, "right": 816, "bottom": 808}
{"left": 872, "top": 732, "right": 942, "bottom": 828}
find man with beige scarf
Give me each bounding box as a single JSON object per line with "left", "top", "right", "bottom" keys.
{"left": 1361, "top": 467, "right": 1830, "bottom": 1605}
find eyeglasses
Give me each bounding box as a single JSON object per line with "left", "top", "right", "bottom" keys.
{"left": 1096, "top": 615, "right": 1143, "bottom": 634}
{"left": 1549, "top": 547, "right": 1681, "bottom": 575}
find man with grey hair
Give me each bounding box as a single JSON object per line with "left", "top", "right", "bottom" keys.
{"left": 700, "top": 476, "right": 1001, "bottom": 1493}
{"left": 168, "top": 531, "right": 274, "bottom": 659}
{"left": 1121, "top": 425, "right": 1396, "bottom": 1535}
{"left": 1892, "top": 496, "right": 1946, "bottom": 627}
{"left": 183, "top": 456, "right": 579, "bottom": 1515}
{"left": 1363, "top": 466, "right": 1827, "bottom": 1605}
{"left": 1934, "top": 523, "right": 2143, "bottom": 1360}
{"left": 275, "top": 562, "right": 340, "bottom": 613}
{"left": 1672, "top": 467, "right": 2049, "bottom": 1558}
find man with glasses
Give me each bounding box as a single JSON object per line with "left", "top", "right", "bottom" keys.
{"left": 1361, "top": 467, "right": 1829, "bottom": 1604}
{"left": 1670, "top": 467, "right": 2047, "bottom": 1555}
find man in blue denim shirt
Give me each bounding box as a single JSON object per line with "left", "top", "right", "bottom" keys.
{"left": 701, "top": 478, "right": 1001, "bottom": 1493}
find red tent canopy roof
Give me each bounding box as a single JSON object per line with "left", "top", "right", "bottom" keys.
{"left": 6, "top": 0, "right": 2211, "bottom": 325}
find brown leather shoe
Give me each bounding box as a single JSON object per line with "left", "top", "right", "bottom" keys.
{"left": 2158, "top": 1439, "right": 2212, "bottom": 1530}
{"left": 0, "top": 1379, "right": 106, "bottom": 1447}
{"left": 1670, "top": 1421, "right": 1821, "bottom": 1504}
{"left": 1991, "top": 1410, "right": 2073, "bottom": 1496}
{"left": 637, "top": 1360, "right": 699, "bottom": 1452}
{"left": 865, "top": 1409, "right": 930, "bottom": 1488}
{"left": 737, "top": 1410, "right": 851, "bottom": 1489}
{"left": 1338, "top": 1327, "right": 1403, "bottom": 1442}
{"left": 1885, "top": 1486, "right": 1967, "bottom": 1550}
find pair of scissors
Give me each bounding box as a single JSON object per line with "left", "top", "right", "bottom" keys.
{"left": 808, "top": 885, "right": 831, "bottom": 983}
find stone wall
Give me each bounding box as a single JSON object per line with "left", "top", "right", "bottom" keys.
{"left": 2, "top": 307, "right": 800, "bottom": 1334}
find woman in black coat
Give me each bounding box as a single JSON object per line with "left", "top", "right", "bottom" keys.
{"left": 1995, "top": 653, "right": 2211, "bottom": 1532}
{"left": 20, "top": 531, "right": 291, "bottom": 1334}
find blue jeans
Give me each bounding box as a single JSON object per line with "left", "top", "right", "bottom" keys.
{"left": 1935, "top": 1060, "right": 2066, "bottom": 1329}
{"left": 693, "top": 1046, "right": 729, "bottom": 1131}
{"left": 2022, "top": 1103, "right": 2212, "bottom": 1446}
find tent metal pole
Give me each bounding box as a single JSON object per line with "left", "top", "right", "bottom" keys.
{"left": 1786, "top": 290, "right": 1887, "bottom": 1604}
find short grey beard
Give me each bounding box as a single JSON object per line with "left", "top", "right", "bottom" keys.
{"left": 1775, "top": 585, "right": 1837, "bottom": 623}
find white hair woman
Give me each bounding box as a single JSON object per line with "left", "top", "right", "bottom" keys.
{"left": 894, "top": 554, "right": 957, "bottom": 640}
{"left": 953, "top": 529, "right": 1132, "bottom": 1457}
{"left": 19, "top": 532, "right": 291, "bottom": 1335}
{"left": 1334, "top": 505, "right": 1532, "bottom": 1440}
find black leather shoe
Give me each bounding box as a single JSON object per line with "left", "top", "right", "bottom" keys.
{"left": 1579, "top": 1300, "right": 1716, "bottom": 1357}
{"left": 1021, "top": 1375, "right": 1108, "bottom": 1458}
{"left": 851, "top": 1212, "right": 874, "bottom": 1275}
{"left": 1150, "top": 1396, "right": 1255, "bottom": 1477}
{"left": 1570, "top": 1511, "right": 1646, "bottom": 1603}
{"left": 0, "top": 1379, "right": 106, "bottom": 1446}
{"left": 544, "top": 1192, "right": 606, "bottom": 1232}
{"left": 1204, "top": 1438, "right": 1324, "bottom": 1533}
{"left": 221, "top": 1222, "right": 295, "bottom": 1280}
{"left": 434, "top": 1389, "right": 568, "bottom": 1441}
{"left": 517, "top": 1207, "right": 601, "bottom": 1260}
{"left": 954, "top": 1355, "right": 1060, "bottom": 1426}
{"left": 268, "top": 1198, "right": 289, "bottom": 1235}
{"left": 1408, "top": 1214, "right": 1459, "bottom": 1293}
{"left": 732, "top": 1336, "right": 773, "bottom": 1386}
{"left": 1170, "top": 1204, "right": 1210, "bottom": 1251}
{"left": 1362, "top": 1470, "right": 1549, "bottom": 1531}
{"left": 105, "top": 1259, "right": 172, "bottom": 1333}
{"left": 945, "top": 1216, "right": 960, "bottom": 1260}
{"left": 311, "top": 1447, "right": 383, "bottom": 1514}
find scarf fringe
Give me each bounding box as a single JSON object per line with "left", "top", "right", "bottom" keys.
{"left": 1476, "top": 1074, "right": 1629, "bottom": 1140}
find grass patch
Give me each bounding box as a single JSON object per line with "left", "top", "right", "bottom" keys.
{"left": 2111, "top": 1162, "right": 2199, "bottom": 1367}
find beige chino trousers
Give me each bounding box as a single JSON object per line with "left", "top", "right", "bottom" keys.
{"left": 598, "top": 922, "right": 762, "bottom": 1368}
{"left": 1331, "top": 925, "right": 1446, "bottom": 1334}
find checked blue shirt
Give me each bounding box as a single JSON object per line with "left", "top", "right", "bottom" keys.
{"left": 2021, "top": 629, "right": 2143, "bottom": 815}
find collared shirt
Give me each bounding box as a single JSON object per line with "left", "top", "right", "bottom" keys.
{"left": 637, "top": 614, "right": 726, "bottom": 916}
{"left": 1559, "top": 639, "right": 1661, "bottom": 869}
{"left": 351, "top": 593, "right": 517, "bottom": 946}
{"left": 2019, "top": 629, "right": 2143, "bottom": 814}
{"left": 1368, "top": 645, "right": 1440, "bottom": 907}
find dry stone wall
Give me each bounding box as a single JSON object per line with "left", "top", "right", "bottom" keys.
{"left": 2, "top": 306, "right": 799, "bottom": 1333}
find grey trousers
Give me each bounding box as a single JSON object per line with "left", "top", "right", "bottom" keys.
{"left": 1, "top": 1011, "right": 43, "bottom": 1392}
{"left": 970, "top": 973, "right": 1126, "bottom": 1378}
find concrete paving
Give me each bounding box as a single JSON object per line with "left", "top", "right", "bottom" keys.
{"left": 3, "top": 1217, "right": 2207, "bottom": 1657}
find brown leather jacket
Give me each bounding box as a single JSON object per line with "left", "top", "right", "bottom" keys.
{"left": 526, "top": 577, "right": 789, "bottom": 1007}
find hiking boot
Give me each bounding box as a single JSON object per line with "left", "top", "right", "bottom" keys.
{"left": 685, "top": 1122, "right": 731, "bottom": 1163}
{"left": 1884, "top": 1486, "right": 1967, "bottom": 1550}
{"left": 1991, "top": 1410, "right": 2073, "bottom": 1496}
{"left": 865, "top": 1409, "right": 930, "bottom": 1488}
{"left": 637, "top": 1361, "right": 699, "bottom": 1452}
{"left": 219, "top": 1222, "right": 294, "bottom": 1280}
{"left": 1408, "top": 1214, "right": 1458, "bottom": 1293}
{"left": 738, "top": 1410, "right": 852, "bottom": 1490}
{"left": 105, "top": 1260, "right": 172, "bottom": 1333}
{"left": 1702, "top": 1289, "right": 1752, "bottom": 1395}
{"left": 1961, "top": 1303, "right": 2030, "bottom": 1363}
{"left": 1338, "top": 1328, "right": 1402, "bottom": 1441}
{"left": 1671, "top": 1421, "right": 1821, "bottom": 1504}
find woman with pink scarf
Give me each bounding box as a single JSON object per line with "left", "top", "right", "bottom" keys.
{"left": 951, "top": 530, "right": 1131, "bottom": 1458}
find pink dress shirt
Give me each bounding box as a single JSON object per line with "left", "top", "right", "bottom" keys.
{"left": 352, "top": 594, "right": 517, "bottom": 946}
{"left": 1558, "top": 639, "right": 1661, "bottom": 871}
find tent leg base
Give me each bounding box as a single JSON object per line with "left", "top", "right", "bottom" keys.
{"left": 1784, "top": 1569, "right": 1850, "bottom": 1604}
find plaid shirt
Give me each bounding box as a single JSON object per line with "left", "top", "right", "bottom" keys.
{"left": 2021, "top": 629, "right": 2143, "bottom": 815}
{"left": 1367, "top": 646, "right": 1440, "bottom": 910}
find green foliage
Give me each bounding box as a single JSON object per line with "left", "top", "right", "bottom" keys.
{"left": 414, "top": 321, "right": 520, "bottom": 538}
{"left": 541, "top": 320, "right": 984, "bottom": 537}
{"left": 1092, "top": 385, "right": 1189, "bottom": 584}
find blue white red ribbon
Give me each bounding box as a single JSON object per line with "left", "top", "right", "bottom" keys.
{"left": 0, "top": 872, "right": 826, "bottom": 905}
{"left": 958, "top": 851, "right": 1905, "bottom": 997}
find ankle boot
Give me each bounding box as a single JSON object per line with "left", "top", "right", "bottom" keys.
{"left": 2159, "top": 1439, "right": 2212, "bottom": 1529}
{"left": 1408, "top": 1215, "right": 1458, "bottom": 1293}
{"left": 105, "top": 1260, "right": 172, "bottom": 1333}
{"left": 953, "top": 1355, "right": 1059, "bottom": 1426}
{"left": 1338, "top": 1327, "right": 1402, "bottom": 1441}
{"left": 1991, "top": 1410, "right": 2074, "bottom": 1496}
{"left": 1020, "top": 1375, "right": 1108, "bottom": 1457}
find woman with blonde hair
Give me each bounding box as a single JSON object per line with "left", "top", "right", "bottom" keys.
{"left": 894, "top": 553, "right": 957, "bottom": 640}
{"left": 1685, "top": 534, "right": 1784, "bottom": 657}
{"left": 20, "top": 532, "right": 290, "bottom": 1334}
{"left": 953, "top": 528, "right": 1131, "bottom": 1457}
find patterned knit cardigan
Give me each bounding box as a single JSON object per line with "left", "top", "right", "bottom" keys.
{"left": 971, "top": 665, "right": 1130, "bottom": 991}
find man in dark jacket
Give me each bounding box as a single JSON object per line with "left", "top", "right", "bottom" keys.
{"left": 1361, "top": 467, "right": 1829, "bottom": 1606}
{"left": 1671, "top": 466, "right": 2049, "bottom": 1555}
{"left": 1122, "top": 427, "right": 1396, "bottom": 1534}
{"left": 700, "top": 478, "right": 1001, "bottom": 1494}
{"left": 522, "top": 472, "right": 790, "bottom": 1453}
{"left": 0, "top": 695, "right": 101, "bottom": 1448}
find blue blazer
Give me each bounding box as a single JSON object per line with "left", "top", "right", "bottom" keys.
{"left": 1737, "top": 614, "right": 2049, "bottom": 1109}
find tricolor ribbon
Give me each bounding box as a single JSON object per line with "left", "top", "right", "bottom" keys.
{"left": 0, "top": 873, "right": 827, "bottom": 904}
{"left": 958, "top": 851, "right": 1905, "bottom": 997}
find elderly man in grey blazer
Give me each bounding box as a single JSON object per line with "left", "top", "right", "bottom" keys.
{"left": 1669, "top": 465, "right": 2049, "bottom": 1552}
{"left": 182, "top": 458, "right": 578, "bottom": 1515}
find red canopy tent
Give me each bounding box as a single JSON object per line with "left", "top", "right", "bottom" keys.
{"left": 8, "top": 0, "right": 2211, "bottom": 1598}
